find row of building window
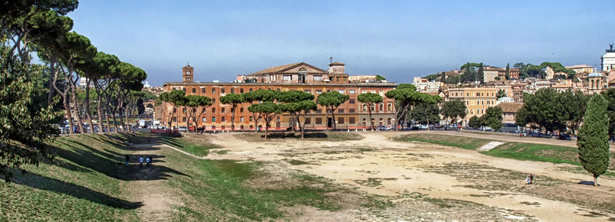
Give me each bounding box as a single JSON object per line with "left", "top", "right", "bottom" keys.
{"left": 451, "top": 92, "right": 496, "bottom": 97}
{"left": 464, "top": 100, "right": 496, "bottom": 106}
{"left": 177, "top": 87, "right": 387, "bottom": 96}
{"left": 176, "top": 104, "right": 392, "bottom": 115}
{"left": 172, "top": 116, "right": 393, "bottom": 125}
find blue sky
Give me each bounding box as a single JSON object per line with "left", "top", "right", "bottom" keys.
{"left": 68, "top": 0, "right": 615, "bottom": 86}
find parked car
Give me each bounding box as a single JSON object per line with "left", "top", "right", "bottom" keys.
{"left": 531, "top": 133, "right": 553, "bottom": 138}
{"left": 178, "top": 126, "right": 188, "bottom": 132}
{"left": 558, "top": 133, "right": 572, "bottom": 140}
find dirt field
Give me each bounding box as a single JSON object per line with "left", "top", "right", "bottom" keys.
{"left": 178, "top": 130, "right": 614, "bottom": 221}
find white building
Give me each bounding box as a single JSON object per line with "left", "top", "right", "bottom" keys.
{"left": 602, "top": 44, "right": 615, "bottom": 71}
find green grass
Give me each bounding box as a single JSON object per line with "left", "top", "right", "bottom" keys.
{"left": 483, "top": 143, "right": 580, "bottom": 165}
{"left": 161, "top": 137, "right": 344, "bottom": 220}
{"left": 0, "top": 133, "right": 140, "bottom": 222}
{"left": 159, "top": 135, "right": 219, "bottom": 157}
{"left": 394, "top": 134, "right": 492, "bottom": 150}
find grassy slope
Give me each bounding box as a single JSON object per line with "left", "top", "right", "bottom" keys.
{"left": 0, "top": 133, "right": 139, "bottom": 222}
{"left": 160, "top": 135, "right": 352, "bottom": 221}
{"left": 395, "top": 134, "right": 615, "bottom": 171}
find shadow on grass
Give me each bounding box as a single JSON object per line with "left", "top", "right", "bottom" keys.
{"left": 52, "top": 135, "right": 189, "bottom": 181}
{"left": 13, "top": 172, "right": 143, "bottom": 209}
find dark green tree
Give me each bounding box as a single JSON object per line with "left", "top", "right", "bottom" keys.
{"left": 468, "top": 116, "right": 482, "bottom": 129}
{"left": 277, "top": 90, "right": 314, "bottom": 133}
{"left": 601, "top": 88, "right": 615, "bottom": 138}
{"left": 185, "top": 95, "right": 212, "bottom": 132}
{"left": 577, "top": 94, "right": 610, "bottom": 186}
{"left": 248, "top": 102, "right": 281, "bottom": 139}
{"left": 441, "top": 99, "right": 467, "bottom": 125}
{"left": 0, "top": 41, "right": 62, "bottom": 182}
{"left": 220, "top": 93, "right": 244, "bottom": 132}
{"left": 477, "top": 62, "right": 484, "bottom": 84}
{"left": 160, "top": 90, "right": 187, "bottom": 131}
{"left": 357, "top": 92, "right": 383, "bottom": 130}
{"left": 515, "top": 88, "right": 561, "bottom": 133}
{"left": 385, "top": 84, "right": 419, "bottom": 129}
{"left": 410, "top": 103, "right": 440, "bottom": 125}
{"left": 317, "top": 91, "right": 349, "bottom": 130}
{"left": 480, "top": 107, "right": 503, "bottom": 130}
{"left": 496, "top": 89, "right": 507, "bottom": 99}
{"left": 375, "top": 75, "right": 386, "bottom": 81}
{"left": 279, "top": 100, "right": 317, "bottom": 138}
{"left": 505, "top": 63, "right": 510, "bottom": 80}
{"left": 242, "top": 89, "right": 279, "bottom": 132}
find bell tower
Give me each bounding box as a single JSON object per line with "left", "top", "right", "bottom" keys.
{"left": 182, "top": 65, "right": 194, "bottom": 83}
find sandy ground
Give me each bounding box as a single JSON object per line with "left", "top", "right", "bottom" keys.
{"left": 192, "top": 131, "right": 615, "bottom": 222}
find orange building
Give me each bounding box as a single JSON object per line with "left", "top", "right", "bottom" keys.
{"left": 161, "top": 63, "right": 397, "bottom": 131}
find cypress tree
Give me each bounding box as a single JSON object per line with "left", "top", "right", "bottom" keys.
{"left": 577, "top": 94, "right": 610, "bottom": 186}
{"left": 477, "top": 62, "right": 484, "bottom": 84}
{"left": 505, "top": 63, "right": 510, "bottom": 80}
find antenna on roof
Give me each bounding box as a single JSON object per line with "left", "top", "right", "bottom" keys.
{"left": 330, "top": 57, "right": 332, "bottom": 63}
{"left": 187, "top": 62, "right": 190, "bottom": 67}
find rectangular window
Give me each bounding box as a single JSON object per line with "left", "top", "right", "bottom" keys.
{"left": 240, "top": 88, "right": 244, "bottom": 93}
{"left": 349, "top": 108, "right": 355, "bottom": 113}
{"left": 316, "top": 109, "right": 322, "bottom": 113}
{"left": 338, "top": 117, "right": 344, "bottom": 124}
{"left": 240, "top": 108, "right": 244, "bottom": 113}
{"left": 201, "top": 88, "right": 206, "bottom": 93}
{"left": 221, "top": 88, "right": 226, "bottom": 94}
{"left": 349, "top": 99, "right": 355, "bottom": 104}
{"left": 212, "top": 117, "right": 216, "bottom": 123}
{"left": 182, "top": 117, "right": 186, "bottom": 122}
{"left": 221, "top": 108, "right": 225, "bottom": 113}
{"left": 349, "top": 117, "right": 356, "bottom": 124}
{"left": 338, "top": 90, "right": 344, "bottom": 94}
{"left": 283, "top": 75, "right": 291, "bottom": 81}
{"left": 202, "top": 117, "right": 206, "bottom": 122}
{"left": 240, "top": 116, "right": 244, "bottom": 122}
{"left": 315, "top": 118, "right": 322, "bottom": 124}
{"left": 313, "top": 75, "right": 322, "bottom": 81}
{"left": 338, "top": 109, "right": 344, "bottom": 113}
{"left": 349, "top": 89, "right": 356, "bottom": 94}
{"left": 250, "top": 116, "right": 253, "bottom": 122}
{"left": 304, "top": 90, "right": 311, "bottom": 94}
{"left": 231, "top": 88, "right": 235, "bottom": 94}
{"left": 212, "top": 98, "right": 216, "bottom": 103}
{"left": 249, "top": 88, "right": 253, "bottom": 92}
{"left": 221, "top": 117, "right": 225, "bottom": 122}
{"left": 182, "top": 108, "right": 186, "bottom": 113}
{"left": 212, "top": 88, "right": 216, "bottom": 94}
{"left": 362, "top": 90, "right": 367, "bottom": 93}
{"left": 305, "top": 117, "right": 311, "bottom": 124}
{"left": 172, "top": 117, "right": 176, "bottom": 122}
{"left": 212, "top": 108, "right": 216, "bottom": 113}
{"left": 316, "top": 90, "right": 322, "bottom": 94}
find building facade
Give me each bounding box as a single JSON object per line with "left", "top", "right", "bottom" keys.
{"left": 445, "top": 87, "right": 499, "bottom": 124}
{"left": 161, "top": 63, "right": 397, "bottom": 131}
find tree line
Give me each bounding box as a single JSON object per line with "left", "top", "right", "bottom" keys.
{"left": 1, "top": 1, "right": 149, "bottom": 181}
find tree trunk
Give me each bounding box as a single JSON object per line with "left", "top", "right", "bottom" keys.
{"left": 85, "top": 80, "right": 95, "bottom": 133}
{"left": 69, "top": 84, "right": 85, "bottom": 134}
{"left": 331, "top": 107, "right": 337, "bottom": 131}
{"left": 594, "top": 174, "right": 600, "bottom": 186}
{"left": 231, "top": 104, "right": 236, "bottom": 132}
{"left": 425, "top": 106, "right": 430, "bottom": 131}
{"left": 96, "top": 89, "right": 104, "bottom": 134}
{"left": 368, "top": 104, "right": 373, "bottom": 131}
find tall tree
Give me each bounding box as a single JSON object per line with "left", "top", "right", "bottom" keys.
{"left": 477, "top": 62, "right": 484, "bottom": 84}
{"left": 505, "top": 63, "right": 510, "bottom": 80}
{"left": 248, "top": 102, "right": 281, "bottom": 139}
{"left": 577, "top": 94, "right": 610, "bottom": 186}
{"left": 409, "top": 103, "right": 440, "bottom": 125}
{"left": 385, "top": 83, "right": 418, "bottom": 129}
{"left": 441, "top": 99, "right": 467, "bottom": 125}
{"left": 279, "top": 100, "right": 317, "bottom": 138}
{"left": 242, "top": 89, "right": 278, "bottom": 132}
{"left": 160, "top": 90, "right": 187, "bottom": 131}
{"left": 185, "top": 95, "right": 212, "bottom": 132}
{"left": 357, "top": 92, "right": 383, "bottom": 130}
{"left": 317, "top": 91, "right": 349, "bottom": 131}
{"left": 601, "top": 88, "right": 615, "bottom": 138}
{"left": 0, "top": 41, "right": 62, "bottom": 181}
{"left": 220, "top": 93, "right": 244, "bottom": 132}
{"left": 480, "top": 107, "right": 503, "bottom": 130}
{"left": 277, "top": 90, "right": 314, "bottom": 133}
{"left": 516, "top": 88, "right": 561, "bottom": 133}
{"left": 414, "top": 93, "right": 442, "bottom": 130}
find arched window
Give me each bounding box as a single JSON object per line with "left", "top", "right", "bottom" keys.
{"left": 298, "top": 68, "right": 307, "bottom": 75}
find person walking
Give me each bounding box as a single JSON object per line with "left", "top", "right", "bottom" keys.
{"left": 148, "top": 156, "right": 153, "bottom": 167}
{"left": 139, "top": 156, "right": 144, "bottom": 168}
{"left": 125, "top": 155, "right": 130, "bottom": 166}
{"left": 145, "top": 157, "right": 151, "bottom": 168}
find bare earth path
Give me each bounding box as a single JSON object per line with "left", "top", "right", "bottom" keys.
{"left": 194, "top": 132, "right": 615, "bottom": 221}
{"left": 125, "top": 144, "right": 182, "bottom": 221}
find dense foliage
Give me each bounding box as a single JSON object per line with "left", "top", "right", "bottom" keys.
{"left": 577, "top": 94, "right": 610, "bottom": 186}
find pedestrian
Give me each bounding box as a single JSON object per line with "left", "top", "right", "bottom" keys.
{"left": 148, "top": 156, "right": 153, "bottom": 167}
{"left": 526, "top": 174, "right": 533, "bottom": 184}
{"left": 145, "top": 157, "right": 151, "bottom": 168}
{"left": 529, "top": 174, "right": 533, "bottom": 184}
{"left": 125, "top": 155, "right": 130, "bottom": 166}
{"left": 139, "top": 156, "right": 144, "bottom": 168}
